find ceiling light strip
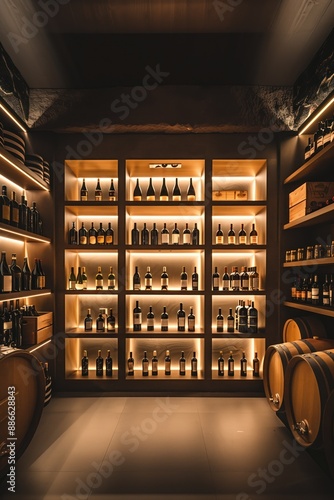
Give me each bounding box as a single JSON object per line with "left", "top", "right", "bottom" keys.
{"left": 299, "top": 96, "right": 334, "bottom": 135}
{"left": 0, "top": 103, "right": 27, "bottom": 133}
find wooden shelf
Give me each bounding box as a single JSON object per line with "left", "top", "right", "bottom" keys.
{"left": 66, "top": 369, "right": 119, "bottom": 380}
{"left": 284, "top": 141, "right": 334, "bottom": 185}
{"left": 65, "top": 245, "right": 119, "bottom": 251}
{"left": 125, "top": 245, "right": 205, "bottom": 251}
{"left": 0, "top": 223, "right": 51, "bottom": 243}
{"left": 212, "top": 290, "right": 265, "bottom": 295}
{"left": 283, "top": 301, "right": 334, "bottom": 317}
{"left": 126, "top": 290, "right": 204, "bottom": 295}
{"left": 0, "top": 147, "right": 49, "bottom": 191}
{"left": 211, "top": 373, "right": 263, "bottom": 381}
{"left": 212, "top": 332, "right": 266, "bottom": 338}
{"left": 125, "top": 369, "right": 205, "bottom": 380}
{"left": 0, "top": 289, "right": 52, "bottom": 301}
{"left": 212, "top": 245, "right": 266, "bottom": 251}
{"left": 125, "top": 331, "right": 205, "bottom": 337}
{"left": 283, "top": 203, "right": 334, "bottom": 229}
{"left": 283, "top": 257, "right": 334, "bottom": 267}
{"left": 65, "top": 290, "right": 119, "bottom": 295}
{"left": 65, "top": 330, "right": 118, "bottom": 337}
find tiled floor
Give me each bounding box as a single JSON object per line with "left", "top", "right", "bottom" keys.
{"left": 1, "top": 395, "right": 333, "bottom": 499}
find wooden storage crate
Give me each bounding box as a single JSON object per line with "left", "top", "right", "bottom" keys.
{"left": 21, "top": 311, "right": 53, "bottom": 346}
{"left": 288, "top": 182, "right": 334, "bottom": 221}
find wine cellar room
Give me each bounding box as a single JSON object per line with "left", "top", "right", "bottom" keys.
{"left": 1, "top": 1, "right": 334, "bottom": 499}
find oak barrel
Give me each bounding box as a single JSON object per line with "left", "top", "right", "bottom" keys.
{"left": 282, "top": 316, "right": 327, "bottom": 342}
{"left": 263, "top": 338, "right": 334, "bottom": 412}
{"left": 0, "top": 349, "right": 45, "bottom": 479}
{"left": 285, "top": 349, "right": 334, "bottom": 448}
{"left": 323, "top": 390, "right": 334, "bottom": 479}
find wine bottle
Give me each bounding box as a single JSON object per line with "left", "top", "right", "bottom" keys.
{"left": 230, "top": 266, "right": 240, "bottom": 291}
{"left": 107, "top": 308, "right": 116, "bottom": 332}
{"left": 142, "top": 351, "right": 149, "bottom": 376}
{"left": 141, "top": 223, "right": 149, "bottom": 245}
{"left": 10, "top": 253, "right": 21, "bottom": 292}
{"left": 106, "top": 350, "right": 113, "bottom": 376}
{"left": 253, "top": 352, "right": 260, "bottom": 377}
{"left": 69, "top": 221, "right": 77, "bottom": 245}
{"left": 95, "top": 266, "right": 103, "bottom": 290}
{"left": 19, "top": 193, "right": 28, "bottom": 230}
{"left": 165, "top": 350, "right": 171, "bottom": 375}
{"left": 240, "top": 266, "right": 249, "bottom": 291}
{"left": 188, "top": 306, "right": 195, "bottom": 332}
{"left": 146, "top": 177, "right": 155, "bottom": 201}
{"left": 172, "top": 178, "right": 181, "bottom": 201}
{"left": 227, "top": 223, "right": 236, "bottom": 244}
{"left": 127, "top": 351, "right": 134, "bottom": 376}
{"left": 192, "top": 266, "right": 198, "bottom": 291}
{"left": 222, "top": 267, "right": 229, "bottom": 291}
{"left": 304, "top": 137, "right": 312, "bottom": 161}
{"left": 133, "top": 178, "right": 142, "bottom": 201}
{"left": 323, "top": 274, "right": 330, "bottom": 306}
{"left": 133, "top": 266, "right": 141, "bottom": 290}
{"left": 183, "top": 223, "right": 191, "bottom": 245}
{"left": 240, "top": 352, "right": 247, "bottom": 376}
{"left": 38, "top": 260, "right": 46, "bottom": 289}
{"left": 80, "top": 179, "right": 88, "bottom": 201}
{"left": 192, "top": 223, "right": 200, "bottom": 245}
{"left": 330, "top": 274, "right": 334, "bottom": 307}
{"left": 172, "top": 223, "right": 180, "bottom": 244}
{"left": 95, "top": 178, "right": 102, "bottom": 201}
{"left": 89, "top": 222, "right": 97, "bottom": 245}
{"left": 161, "top": 306, "right": 168, "bottom": 332}
{"left": 108, "top": 266, "right": 116, "bottom": 290}
{"left": 238, "top": 223, "right": 247, "bottom": 244}
{"left": 191, "top": 352, "right": 198, "bottom": 376}
{"left": 238, "top": 301, "right": 248, "bottom": 333}
{"left": 79, "top": 222, "right": 88, "bottom": 245}
{"left": 82, "top": 350, "right": 89, "bottom": 376}
{"left": 0, "top": 186, "right": 11, "bottom": 224}
{"left": 248, "top": 301, "right": 258, "bottom": 334}
{"left": 105, "top": 222, "right": 114, "bottom": 245}
{"left": 131, "top": 222, "right": 140, "bottom": 245}
{"left": 133, "top": 300, "right": 142, "bottom": 331}
{"left": 228, "top": 351, "right": 234, "bottom": 376}
{"left": 180, "top": 266, "right": 188, "bottom": 290}
{"left": 177, "top": 302, "right": 186, "bottom": 332}
{"left": 179, "top": 351, "right": 186, "bottom": 375}
{"left": 216, "top": 308, "right": 224, "bottom": 333}
{"left": 30, "top": 202, "right": 39, "bottom": 233}
{"left": 144, "top": 266, "right": 153, "bottom": 290}
{"left": 161, "top": 223, "right": 169, "bottom": 245}
{"left": 160, "top": 178, "right": 169, "bottom": 201}
{"left": 152, "top": 350, "right": 158, "bottom": 375}
{"left": 21, "top": 257, "right": 31, "bottom": 291}
{"left": 213, "top": 266, "right": 220, "bottom": 291}
{"left": 227, "top": 308, "right": 234, "bottom": 333}
{"left": 216, "top": 224, "right": 224, "bottom": 245}
{"left": 311, "top": 275, "right": 319, "bottom": 305}
{"left": 96, "top": 311, "right": 105, "bottom": 332}
{"left": 249, "top": 223, "right": 258, "bottom": 244}
{"left": 10, "top": 191, "right": 19, "bottom": 227}
{"left": 250, "top": 266, "right": 259, "bottom": 291}
{"left": 109, "top": 179, "right": 116, "bottom": 201}
{"left": 68, "top": 266, "right": 76, "bottom": 290}
{"left": 84, "top": 308, "right": 93, "bottom": 331}
{"left": 97, "top": 223, "right": 105, "bottom": 245}
{"left": 31, "top": 258, "right": 41, "bottom": 290}
{"left": 82, "top": 266, "right": 88, "bottom": 289}
{"left": 96, "top": 349, "right": 103, "bottom": 376}
{"left": 147, "top": 305, "right": 155, "bottom": 331}
{"left": 12, "top": 299, "right": 22, "bottom": 348}
{"left": 187, "top": 177, "right": 196, "bottom": 201}
{"left": 75, "top": 266, "right": 84, "bottom": 290}
{"left": 150, "top": 223, "right": 159, "bottom": 245}
{"left": 218, "top": 351, "right": 224, "bottom": 376}
{"left": 161, "top": 266, "right": 168, "bottom": 290}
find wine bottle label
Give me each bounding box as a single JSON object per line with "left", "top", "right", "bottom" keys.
{"left": 95, "top": 194, "right": 102, "bottom": 201}
{"left": 85, "top": 319, "right": 92, "bottom": 330}
{"left": 161, "top": 233, "right": 169, "bottom": 244}
{"left": 216, "top": 236, "right": 223, "bottom": 244}
{"left": 2, "top": 275, "right": 12, "bottom": 292}
{"left": 128, "top": 361, "right": 134, "bottom": 371}
{"left": 222, "top": 279, "right": 229, "bottom": 289}
{"left": 83, "top": 280, "right": 87, "bottom": 289}
{"left": 97, "top": 236, "right": 104, "bottom": 244}
{"left": 147, "top": 195, "right": 155, "bottom": 201}
{"left": 36, "top": 276, "right": 43, "bottom": 288}
{"left": 180, "top": 360, "right": 185, "bottom": 371}
{"left": 188, "top": 318, "right": 195, "bottom": 330}
{"left": 187, "top": 195, "right": 196, "bottom": 202}
{"left": 80, "top": 235, "right": 87, "bottom": 244}
{"left": 134, "top": 283, "right": 141, "bottom": 290}
{"left": 75, "top": 282, "right": 84, "bottom": 290}
{"left": 217, "top": 319, "right": 223, "bottom": 328}
{"left": 12, "top": 207, "right": 19, "bottom": 223}
{"left": 161, "top": 278, "right": 168, "bottom": 287}
{"left": 239, "top": 236, "right": 246, "bottom": 244}
{"left": 133, "top": 195, "right": 141, "bottom": 201}
{"left": 228, "top": 236, "right": 235, "bottom": 244}
{"left": 183, "top": 233, "right": 191, "bottom": 244}
{"left": 106, "top": 235, "right": 113, "bottom": 244}
{"left": 229, "top": 361, "right": 234, "bottom": 370}
{"left": 147, "top": 318, "right": 154, "bottom": 327}
{"left": 152, "top": 361, "right": 158, "bottom": 372}
{"left": 173, "top": 195, "right": 181, "bottom": 201}
{"left": 312, "top": 289, "right": 319, "bottom": 297}
{"left": 178, "top": 317, "right": 185, "bottom": 327}
{"left": 145, "top": 278, "right": 152, "bottom": 288}
{"left": 250, "top": 236, "right": 258, "bottom": 244}
{"left": 2, "top": 205, "right": 10, "bottom": 221}
{"left": 218, "top": 361, "right": 224, "bottom": 372}
{"left": 95, "top": 279, "right": 103, "bottom": 288}
{"left": 165, "top": 361, "right": 171, "bottom": 370}
{"left": 89, "top": 236, "right": 96, "bottom": 244}
{"left": 231, "top": 278, "right": 240, "bottom": 289}
{"left": 160, "top": 196, "right": 168, "bottom": 201}
{"left": 181, "top": 279, "right": 187, "bottom": 288}
{"left": 192, "top": 280, "right": 198, "bottom": 289}
{"left": 107, "top": 321, "right": 115, "bottom": 331}
{"left": 3, "top": 321, "right": 12, "bottom": 330}
{"left": 213, "top": 277, "right": 219, "bottom": 288}
{"left": 133, "top": 313, "right": 142, "bottom": 324}
{"left": 252, "top": 277, "right": 259, "bottom": 290}
{"left": 161, "top": 318, "right": 168, "bottom": 327}
{"left": 108, "top": 279, "right": 116, "bottom": 288}
{"left": 142, "top": 361, "right": 149, "bottom": 372}
{"left": 227, "top": 319, "right": 234, "bottom": 328}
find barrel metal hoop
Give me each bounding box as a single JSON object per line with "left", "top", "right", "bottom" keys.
{"left": 299, "top": 338, "right": 318, "bottom": 352}
{"left": 307, "top": 355, "right": 333, "bottom": 402}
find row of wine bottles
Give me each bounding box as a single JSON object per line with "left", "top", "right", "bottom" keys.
{"left": 81, "top": 349, "right": 114, "bottom": 376}
{"left": 80, "top": 178, "right": 116, "bottom": 201}
{"left": 215, "top": 223, "right": 258, "bottom": 245}
{"left": 304, "top": 117, "right": 334, "bottom": 162}
{"left": 133, "top": 177, "right": 196, "bottom": 202}
{"left": 0, "top": 252, "right": 46, "bottom": 293}
{"left": 291, "top": 273, "right": 334, "bottom": 307}
{"left": 133, "top": 301, "right": 196, "bottom": 332}
{"left": 84, "top": 308, "right": 116, "bottom": 332}
{"left": 0, "top": 299, "right": 23, "bottom": 347}
{"left": 68, "top": 266, "right": 115, "bottom": 290}
{"left": 216, "top": 301, "right": 258, "bottom": 334}
{"left": 0, "top": 187, "right": 43, "bottom": 234}
{"left": 133, "top": 266, "right": 198, "bottom": 291}
{"left": 212, "top": 266, "right": 260, "bottom": 291}
{"left": 68, "top": 221, "right": 114, "bottom": 245}
{"left": 131, "top": 222, "right": 200, "bottom": 245}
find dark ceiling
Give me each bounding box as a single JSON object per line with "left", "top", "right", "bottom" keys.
{"left": 1, "top": 0, "right": 334, "bottom": 89}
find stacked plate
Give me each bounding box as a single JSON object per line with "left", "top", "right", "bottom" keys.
{"left": 25, "top": 153, "right": 44, "bottom": 180}
{"left": 3, "top": 129, "right": 26, "bottom": 163}
{"left": 0, "top": 122, "right": 3, "bottom": 148}
{"left": 43, "top": 160, "right": 50, "bottom": 185}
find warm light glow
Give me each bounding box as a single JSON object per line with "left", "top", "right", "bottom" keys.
{"left": 0, "top": 103, "right": 27, "bottom": 133}
{"left": 0, "top": 227, "right": 50, "bottom": 243}
{"left": 29, "top": 339, "right": 51, "bottom": 353}
{"left": 22, "top": 291, "right": 51, "bottom": 300}
{"left": 299, "top": 96, "right": 334, "bottom": 135}
{"left": 0, "top": 154, "right": 48, "bottom": 191}
{"left": 128, "top": 215, "right": 203, "bottom": 221}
